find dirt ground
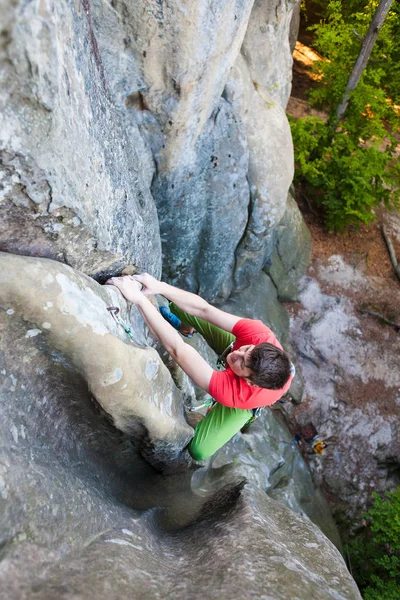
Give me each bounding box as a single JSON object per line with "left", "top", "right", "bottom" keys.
{"left": 288, "top": 37, "right": 400, "bottom": 324}
{"left": 298, "top": 201, "right": 400, "bottom": 315}
{"left": 282, "top": 41, "right": 400, "bottom": 534}
{"left": 281, "top": 202, "right": 400, "bottom": 534}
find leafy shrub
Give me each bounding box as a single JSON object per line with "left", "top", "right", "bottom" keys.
{"left": 291, "top": 0, "right": 400, "bottom": 231}
{"left": 346, "top": 488, "right": 400, "bottom": 599}
{"left": 290, "top": 116, "right": 400, "bottom": 231}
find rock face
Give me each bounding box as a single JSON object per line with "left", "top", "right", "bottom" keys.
{"left": 0, "top": 252, "right": 362, "bottom": 597}
{"left": 267, "top": 192, "right": 313, "bottom": 301}
{"left": 0, "top": 0, "right": 305, "bottom": 301}
{"left": 0, "top": 0, "right": 360, "bottom": 598}
{"left": 0, "top": 252, "right": 192, "bottom": 470}
{"left": 0, "top": 1, "right": 161, "bottom": 277}
{"left": 1, "top": 485, "right": 361, "bottom": 600}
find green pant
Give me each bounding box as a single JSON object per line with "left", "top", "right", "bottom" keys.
{"left": 170, "top": 303, "right": 252, "bottom": 461}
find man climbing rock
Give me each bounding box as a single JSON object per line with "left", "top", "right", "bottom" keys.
{"left": 106, "top": 274, "right": 294, "bottom": 461}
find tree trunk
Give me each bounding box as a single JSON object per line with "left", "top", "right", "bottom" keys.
{"left": 336, "top": 0, "right": 394, "bottom": 121}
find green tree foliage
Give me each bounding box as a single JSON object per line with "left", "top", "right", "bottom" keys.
{"left": 291, "top": 1, "right": 400, "bottom": 230}
{"left": 346, "top": 488, "right": 400, "bottom": 599}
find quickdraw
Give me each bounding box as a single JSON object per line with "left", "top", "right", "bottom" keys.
{"left": 188, "top": 398, "right": 262, "bottom": 426}
{"left": 107, "top": 306, "right": 136, "bottom": 342}
{"left": 188, "top": 398, "right": 214, "bottom": 412}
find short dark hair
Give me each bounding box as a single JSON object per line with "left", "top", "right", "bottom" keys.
{"left": 247, "top": 343, "right": 291, "bottom": 389}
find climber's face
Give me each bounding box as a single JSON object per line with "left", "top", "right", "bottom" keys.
{"left": 226, "top": 345, "right": 255, "bottom": 379}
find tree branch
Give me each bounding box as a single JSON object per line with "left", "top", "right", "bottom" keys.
{"left": 359, "top": 309, "right": 400, "bottom": 332}
{"left": 337, "top": 0, "right": 394, "bottom": 121}
{"left": 381, "top": 225, "right": 400, "bottom": 283}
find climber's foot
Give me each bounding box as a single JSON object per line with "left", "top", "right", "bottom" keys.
{"left": 180, "top": 323, "right": 196, "bottom": 338}
{"left": 184, "top": 407, "right": 204, "bottom": 429}
{"left": 159, "top": 306, "right": 196, "bottom": 338}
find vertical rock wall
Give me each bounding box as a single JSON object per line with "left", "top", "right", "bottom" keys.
{"left": 1, "top": 0, "right": 302, "bottom": 302}
{"left": 0, "top": 0, "right": 160, "bottom": 276}
{"left": 0, "top": 4, "right": 362, "bottom": 597}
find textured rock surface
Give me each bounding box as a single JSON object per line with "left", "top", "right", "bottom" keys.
{"left": 0, "top": 0, "right": 360, "bottom": 597}
{"left": 241, "top": 0, "right": 299, "bottom": 108}
{"left": 0, "top": 1, "right": 161, "bottom": 277}
{"left": 1, "top": 0, "right": 304, "bottom": 301}
{"left": 288, "top": 263, "right": 400, "bottom": 532}
{"left": 152, "top": 98, "right": 250, "bottom": 301}
{"left": 290, "top": 0, "right": 302, "bottom": 52}
{"left": 0, "top": 196, "right": 130, "bottom": 282}
{"left": 267, "top": 192, "right": 313, "bottom": 301}
{"left": 0, "top": 477, "right": 361, "bottom": 600}
{"left": 0, "top": 252, "right": 192, "bottom": 470}
{"left": 224, "top": 55, "right": 295, "bottom": 291}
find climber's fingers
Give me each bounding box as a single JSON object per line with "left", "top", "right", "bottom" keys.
{"left": 105, "top": 276, "right": 144, "bottom": 303}
{"left": 131, "top": 273, "right": 162, "bottom": 296}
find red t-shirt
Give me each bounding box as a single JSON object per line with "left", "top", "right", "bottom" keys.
{"left": 209, "top": 319, "right": 293, "bottom": 410}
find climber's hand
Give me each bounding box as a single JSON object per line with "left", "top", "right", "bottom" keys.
{"left": 105, "top": 276, "right": 144, "bottom": 305}
{"left": 132, "top": 273, "right": 163, "bottom": 296}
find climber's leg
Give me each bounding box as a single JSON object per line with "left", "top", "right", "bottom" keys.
{"left": 188, "top": 403, "right": 252, "bottom": 461}
{"left": 169, "top": 302, "right": 235, "bottom": 356}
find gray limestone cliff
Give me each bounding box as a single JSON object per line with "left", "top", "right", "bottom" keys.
{"left": 0, "top": 1, "right": 361, "bottom": 598}
{"left": 1, "top": 0, "right": 305, "bottom": 302}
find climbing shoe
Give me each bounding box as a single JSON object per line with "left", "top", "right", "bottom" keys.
{"left": 160, "top": 305, "right": 181, "bottom": 329}
{"left": 159, "top": 306, "right": 195, "bottom": 338}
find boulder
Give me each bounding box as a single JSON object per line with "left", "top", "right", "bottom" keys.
{"left": 0, "top": 252, "right": 192, "bottom": 470}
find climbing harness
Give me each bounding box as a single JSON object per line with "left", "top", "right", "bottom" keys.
{"left": 246, "top": 407, "right": 263, "bottom": 425}
{"left": 216, "top": 341, "right": 234, "bottom": 370}
{"left": 188, "top": 396, "right": 262, "bottom": 426}
{"left": 107, "top": 306, "right": 136, "bottom": 342}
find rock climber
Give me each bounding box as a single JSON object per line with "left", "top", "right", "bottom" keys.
{"left": 106, "top": 273, "right": 294, "bottom": 461}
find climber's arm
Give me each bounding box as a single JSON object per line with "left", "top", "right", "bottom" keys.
{"left": 105, "top": 277, "right": 214, "bottom": 392}
{"left": 134, "top": 273, "right": 241, "bottom": 333}
{"left": 138, "top": 296, "right": 214, "bottom": 392}
{"left": 169, "top": 343, "right": 214, "bottom": 393}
